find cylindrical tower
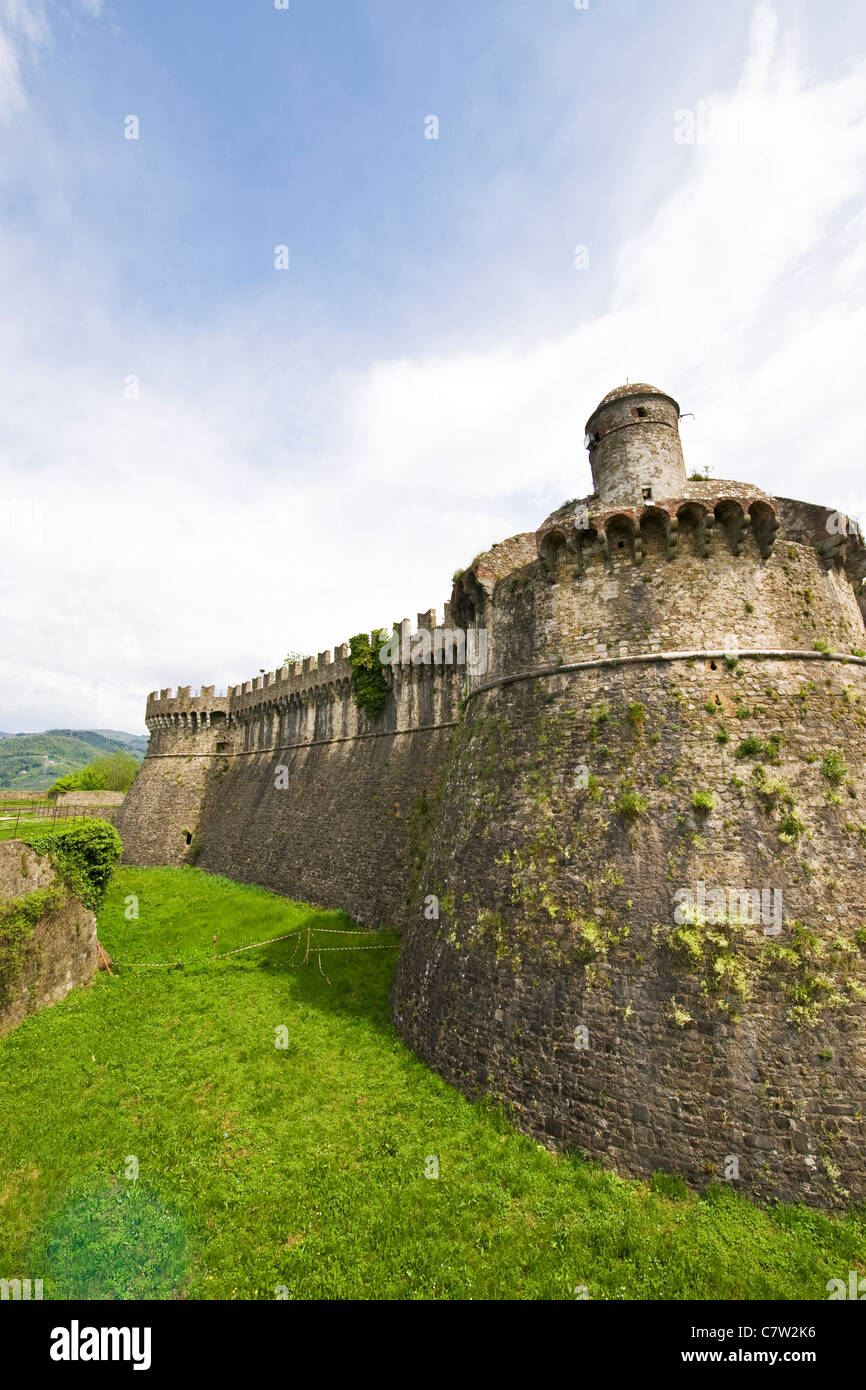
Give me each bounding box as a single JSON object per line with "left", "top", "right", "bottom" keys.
{"left": 585, "top": 383, "right": 687, "bottom": 506}
{"left": 392, "top": 385, "right": 866, "bottom": 1210}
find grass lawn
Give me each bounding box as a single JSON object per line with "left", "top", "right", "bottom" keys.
{"left": 0, "top": 814, "right": 79, "bottom": 842}
{"left": 0, "top": 864, "right": 864, "bottom": 1300}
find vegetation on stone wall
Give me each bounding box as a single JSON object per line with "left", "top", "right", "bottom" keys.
{"left": 28, "top": 820, "right": 122, "bottom": 912}
{"left": 764, "top": 922, "right": 866, "bottom": 1030}
{"left": 348, "top": 630, "right": 392, "bottom": 718}
{"left": 0, "top": 884, "right": 63, "bottom": 1004}
{"left": 655, "top": 909, "right": 865, "bottom": 1030}
{"left": 406, "top": 784, "right": 443, "bottom": 908}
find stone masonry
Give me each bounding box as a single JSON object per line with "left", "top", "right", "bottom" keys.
{"left": 116, "top": 384, "right": 866, "bottom": 1207}
{"left": 0, "top": 841, "right": 100, "bottom": 1036}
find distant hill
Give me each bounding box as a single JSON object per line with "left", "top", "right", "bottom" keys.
{"left": 0, "top": 729, "right": 148, "bottom": 793}
{"left": 46, "top": 729, "right": 149, "bottom": 756}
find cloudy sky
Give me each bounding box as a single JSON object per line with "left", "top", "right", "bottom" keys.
{"left": 1, "top": 0, "right": 865, "bottom": 734}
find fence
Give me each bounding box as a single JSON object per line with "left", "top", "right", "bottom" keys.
{"left": 0, "top": 803, "right": 115, "bottom": 838}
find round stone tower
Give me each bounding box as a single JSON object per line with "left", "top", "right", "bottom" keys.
{"left": 392, "top": 383, "right": 866, "bottom": 1210}
{"left": 585, "top": 383, "right": 687, "bottom": 506}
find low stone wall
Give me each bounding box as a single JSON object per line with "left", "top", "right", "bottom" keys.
{"left": 0, "top": 841, "right": 99, "bottom": 1037}
{"left": 56, "top": 791, "right": 126, "bottom": 807}
{"left": 54, "top": 792, "right": 124, "bottom": 824}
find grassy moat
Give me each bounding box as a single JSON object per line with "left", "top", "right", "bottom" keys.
{"left": 0, "top": 864, "right": 864, "bottom": 1299}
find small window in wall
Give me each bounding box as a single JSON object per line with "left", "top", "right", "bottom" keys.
{"left": 216, "top": 742, "right": 229, "bottom": 753}
{"left": 636, "top": 406, "right": 648, "bottom": 418}
{"left": 184, "top": 830, "right": 192, "bottom": 845}
{"left": 642, "top": 486, "right": 653, "bottom": 500}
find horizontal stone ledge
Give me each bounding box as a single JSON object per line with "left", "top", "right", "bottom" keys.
{"left": 466, "top": 647, "right": 866, "bottom": 700}
{"left": 140, "top": 719, "right": 460, "bottom": 757}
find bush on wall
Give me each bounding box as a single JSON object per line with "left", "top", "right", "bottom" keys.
{"left": 348, "top": 630, "right": 392, "bottom": 719}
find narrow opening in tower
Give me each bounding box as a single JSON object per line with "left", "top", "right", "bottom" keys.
{"left": 184, "top": 830, "right": 192, "bottom": 845}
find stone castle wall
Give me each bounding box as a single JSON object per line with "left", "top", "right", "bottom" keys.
{"left": 114, "top": 384, "right": 866, "bottom": 1206}
{"left": 114, "top": 638, "right": 465, "bottom": 925}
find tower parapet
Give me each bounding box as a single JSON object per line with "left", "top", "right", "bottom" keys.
{"left": 584, "top": 383, "right": 687, "bottom": 506}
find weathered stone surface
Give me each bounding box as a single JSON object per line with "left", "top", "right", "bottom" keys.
{"left": 0, "top": 841, "right": 99, "bottom": 1036}
{"left": 56, "top": 791, "right": 125, "bottom": 807}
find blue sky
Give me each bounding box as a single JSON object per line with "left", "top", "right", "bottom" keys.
{"left": 1, "top": 0, "right": 865, "bottom": 732}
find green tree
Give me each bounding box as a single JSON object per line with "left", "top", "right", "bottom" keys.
{"left": 47, "top": 751, "right": 139, "bottom": 799}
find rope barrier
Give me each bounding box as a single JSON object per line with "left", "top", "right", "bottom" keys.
{"left": 113, "top": 926, "right": 397, "bottom": 970}
{"left": 314, "top": 945, "right": 399, "bottom": 952}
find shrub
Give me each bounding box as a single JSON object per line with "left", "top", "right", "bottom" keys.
{"left": 691, "top": 790, "right": 714, "bottom": 816}
{"left": 820, "top": 749, "right": 847, "bottom": 786}
{"left": 735, "top": 734, "right": 762, "bottom": 758}
{"left": 616, "top": 787, "right": 648, "bottom": 821}
{"left": 48, "top": 750, "right": 139, "bottom": 799}
{"left": 29, "top": 820, "right": 122, "bottom": 911}
{"left": 348, "top": 630, "right": 392, "bottom": 719}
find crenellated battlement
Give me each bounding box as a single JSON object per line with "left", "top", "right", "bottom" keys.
{"left": 536, "top": 483, "right": 866, "bottom": 587}
{"left": 144, "top": 603, "right": 479, "bottom": 741}
{"left": 536, "top": 485, "right": 782, "bottom": 573}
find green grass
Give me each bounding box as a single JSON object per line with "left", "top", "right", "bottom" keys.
{"left": 1, "top": 865, "right": 864, "bottom": 1300}
{"left": 0, "top": 814, "right": 100, "bottom": 843}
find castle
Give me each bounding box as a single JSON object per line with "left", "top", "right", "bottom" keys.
{"left": 116, "top": 383, "right": 866, "bottom": 1207}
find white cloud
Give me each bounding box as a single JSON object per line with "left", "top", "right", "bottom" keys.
{"left": 1, "top": 2, "right": 865, "bottom": 732}
{"left": 0, "top": 0, "right": 47, "bottom": 120}
{"left": 0, "top": 0, "right": 101, "bottom": 122}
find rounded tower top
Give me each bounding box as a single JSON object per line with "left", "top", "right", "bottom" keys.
{"left": 584, "top": 383, "right": 686, "bottom": 506}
